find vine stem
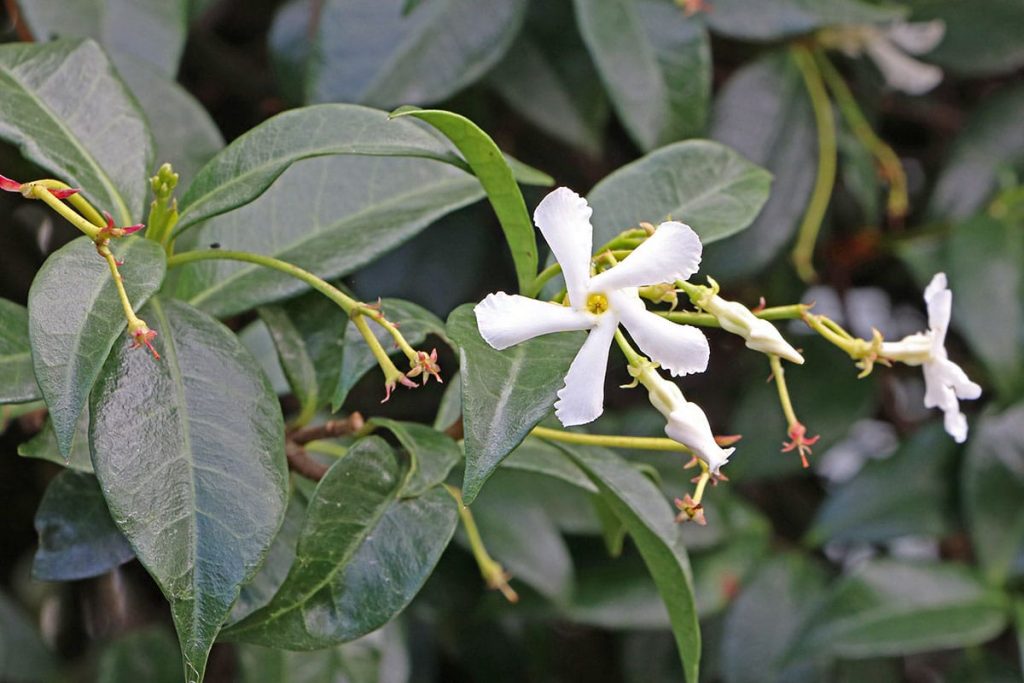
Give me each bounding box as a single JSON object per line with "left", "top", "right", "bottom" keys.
{"left": 769, "top": 354, "right": 799, "bottom": 428}
{"left": 790, "top": 44, "right": 838, "bottom": 283}
{"left": 531, "top": 425, "right": 691, "bottom": 454}
{"left": 444, "top": 485, "right": 519, "bottom": 603}
{"left": 659, "top": 303, "right": 809, "bottom": 327}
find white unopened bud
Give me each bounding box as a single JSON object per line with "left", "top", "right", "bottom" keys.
{"left": 703, "top": 296, "right": 804, "bottom": 364}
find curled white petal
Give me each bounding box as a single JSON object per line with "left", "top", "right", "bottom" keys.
{"left": 664, "top": 402, "right": 734, "bottom": 474}
{"left": 555, "top": 315, "right": 619, "bottom": 426}
{"left": 589, "top": 221, "right": 702, "bottom": 292}
{"left": 475, "top": 292, "right": 594, "bottom": 350}
{"left": 533, "top": 187, "right": 594, "bottom": 310}
{"left": 866, "top": 37, "right": 943, "bottom": 95}
{"left": 703, "top": 296, "right": 804, "bottom": 364}
{"left": 611, "top": 290, "right": 710, "bottom": 377}
{"left": 886, "top": 20, "right": 945, "bottom": 55}
{"left": 923, "top": 272, "right": 951, "bottom": 342}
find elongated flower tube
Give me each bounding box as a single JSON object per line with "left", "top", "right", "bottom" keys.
{"left": 475, "top": 187, "right": 709, "bottom": 427}
{"left": 880, "top": 273, "right": 981, "bottom": 442}
{"left": 692, "top": 279, "right": 804, "bottom": 364}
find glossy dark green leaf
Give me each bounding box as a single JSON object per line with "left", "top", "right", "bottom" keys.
{"left": 115, "top": 57, "right": 225, "bottom": 184}
{"left": 173, "top": 155, "right": 483, "bottom": 317}
{"left": 573, "top": 0, "right": 710, "bottom": 151}
{"left": 785, "top": 560, "right": 1009, "bottom": 663}
{"left": 390, "top": 108, "right": 539, "bottom": 294}
{"left": 18, "top": 0, "right": 188, "bottom": 78}
{"left": 370, "top": 418, "right": 461, "bottom": 497}
{"left": 29, "top": 236, "right": 166, "bottom": 458}
{"left": 909, "top": 0, "right": 1024, "bottom": 77}
{"left": 720, "top": 554, "right": 830, "bottom": 683}
{"left": 501, "top": 437, "right": 598, "bottom": 493}
{"left": 585, "top": 140, "right": 772, "bottom": 250}
{"left": 89, "top": 297, "right": 288, "bottom": 683}
{"left": 333, "top": 299, "right": 447, "bottom": 410}
{"left": 0, "top": 592, "right": 56, "bottom": 681}
{"left": 702, "top": 50, "right": 817, "bottom": 278}
{"left": 270, "top": 291, "right": 348, "bottom": 410}
{"left": 808, "top": 424, "right": 958, "bottom": 545}
{"left": 555, "top": 443, "right": 700, "bottom": 683}
{"left": 563, "top": 547, "right": 672, "bottom": 629}
{"left": 276, "top": 0, "right": 527, "bottom": 108}
{"left": 488, "top": 1, "right": 609, "bottom": 157}
{"left": 0, "top": 299, "right": 39, "bottom": 403}
{"left": 929, "top": 84, "right": 1024, "bottom": 220}
{"left": 964, "top": 405, "right": 1024, "bottom": 586}
{"left": 33, "top": 470, "right": 134, "bottom": 581}
{"left": 174, "top": 104, "right": 475, "bottom": 236}
{"left": 225, "top": 437, "right": 457, "bottom": 649}
{"left": 18, "top": 412, "right": 93, "bottom": 472}
{"left": 446, "top": 304, "right": 585, "bottom": 504}
{"left": 705, "top": 0, "right": 905, "bottom": 41}
{"left": 97, "top": 628, "right": 181, "bottom": 683}
{"left": 259, "top": 306, "right": 320, "bottom": 424}
{"left": 0, "top": 39, "right": 153, "bottom": 223}
{"left": 433, "top": 370, "right": 462, "bottom": 432}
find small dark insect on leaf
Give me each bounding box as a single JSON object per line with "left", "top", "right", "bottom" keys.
{"left": 209, "top": 243, "right": 221, "bottom": 249}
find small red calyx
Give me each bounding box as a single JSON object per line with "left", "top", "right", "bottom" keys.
{"left": 381, "top": 374, "right": 418, "bottom": 403}
{"left": 99, "top": 211, "right": 145, "bottom": 238}
{"left": 0, "top": 173, "right": 80, "bottom": 199}
{"left": 406, "top": 348, "right": 442, "bottom": 386}
{"left": 130, "top": 327, "right": 160, "bottom": 360}
{"left": 674, "top": 494, "right": 707, "bottom": 526}
{"left": 782, "top": 421, "right": 820, "bottom": 468}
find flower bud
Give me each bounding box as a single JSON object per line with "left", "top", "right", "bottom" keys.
{"left": 703, "top": 295, "right": 804, "bottom": 364}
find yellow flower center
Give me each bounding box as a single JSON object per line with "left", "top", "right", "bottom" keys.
{"left": 586, "top": 293, "right": 609, "bottom": 315}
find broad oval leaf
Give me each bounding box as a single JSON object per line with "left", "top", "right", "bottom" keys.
{"left": 258, "top": 306, "right": 320, "bottom": 425}
{"left": 29, "top": 236, "right": 166, "bottom": 458}
{"left": 89, "top": 296, "right": 288, "bottom": 683}
{"left": 446, "top": 304, "right": 585, "bottom": 504}
{"left": 573, "top": 0, "right": 710, "bottom": 151}
{"left": 0, "top": 299, "right": 39, "bottom": 404}
{"left": 174, "top": 104, "right": 471, "bottom": 235}
{"left": 274, "top": 0, "right": 527, "bottom": 108}
{"left": 784, "top": 559, "right": 1009, "bottom": 663}
{"left": 0, "top": 39, "right": 153, "bottom": 223}
{"left": 585, "top": 140, "right": 772, "bottom": 249}
{"left": 97, "top": 628, "right": 182, "bottom": 683}
{"left": 33, "top": 470, "right": 134, "bottom": 582}
{"left": 224, "top": 437, "right": 457, "bottom": 649}
{"left": 706, "top": 0, "right": 905, "bottom": 41}
{"left": 702, "top": 50, "right": 817, "bottom": 278}
{"left": 173, "top": 156, "right": 483, "bottom": 317}
{"left": 369, "top": 418, "right": 462, "bottom": 497}
{"left": 964, "top": 405, "right": 1024, "bottom": 586}
{"left": 18, "top": 412, "right": 94, "bottom": 473}
{"left": 554, "top": 443, "right": 700, "bottom": 683}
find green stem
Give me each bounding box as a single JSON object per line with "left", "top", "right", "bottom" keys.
{"left": 769, "top": 354, "right": 798, "bottom": 428}
{"left": 659, "top": 303, "right": 809, "bottom": 327}
{"left": 29, "top": 186, "right": 103, "bottom": 239}
{"left": 790, "top": 44, "right": 838, "bottom": 283}
{"left": 531, "top": 425, "right": 690, "bottom": 454}
{"left": 444, "top": 485, "right": 518, "bottom": 603}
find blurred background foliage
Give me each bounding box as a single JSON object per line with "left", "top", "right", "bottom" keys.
{"left": 0, "top": 0, "right": 1022, "bottom": 681}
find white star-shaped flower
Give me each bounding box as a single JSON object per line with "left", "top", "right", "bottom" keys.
{"left": 880, "top": 273, "right": 981, "bottom": 442}
{"left": 827, "top": 20, "right": 946, "bottom": 95}
{"left": 474, "top": 187, "right": 710, "bottom": 427}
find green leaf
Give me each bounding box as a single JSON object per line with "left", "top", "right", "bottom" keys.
{"left": 18, "top": 0, "right": 188, "bottom": 78}
{"left": 501, "top": 437, "right": 598, "bottom": 493}
{"left": 0, "top": 39, "right": 153, "bottom": 223}
{"left": 908, "top": 0, "right": 1024, "bottom": 77}
{"left": 29, "top": 236, "right": 166, "bottom": 458}
{"left": 585, "top": 140, "right": 772, "bottom": 250}
{"left": 333, "top": 299, "right": 447, "bottom": 410}
{"left": 964, "top": 405, "right": 1024, "bottom": 586}
{"left": 555, "top": 443, "right": 700, "bottom": 683}
{"left": 274, "top": 0, "right": 527, "bottom": 108}
{"left": 174, "top": 104, "right": 475, "bottom": 236}
{"left": 115, "top": 57, "right": 225, "bottom": 184}
{"left": 96, "top": 628, "right": 182, "bottom": 683}
{"left": 573, "top": 0, "right": 710, "bottom": 151}
{"left": 18, "top": 412, "right": 93, "bottom": 472}
{"left": 173, "top": 155, "right": 484, "bottom": 317}
{"left": 33, "top": 470, "right": 134, "bottom": 581}
{"left": 390, "top": 108, "right": 540, "bottom": 294}
{"left": 258, "top": 306, "right": 320, "bottom": 424}
{"left": 705, "top": 0, "right": 905, "bottom": 41}
{"left": 720, "top": 554, "right": 830, "bottom": 683}
{"left": 0, "top": 592, "right": 57, "bottom": 681}
{"left": 488, "top": 1, "right": 609, "bottom": 157}
{"left": 89, "top": 297, "right": 288, "bottom": 683}
{"left": 0, "top": 299, "right": 39, "bottom": 404}
{"left": 702, "top": 50, "right": 817, "bottom": 279}
{"left": 929, "top": 84, "right": 1024, "bottom": 220}
{"left": 225, "top": 437, "right": 457, "bottom": 649}
{"left": 369, "top": 418, "right": 462, "bottom": 497}
{"left": 446, "top": 304, "right": 585, "bottom": 504}
{"left": 785, "top": 560, "right": 1009, "bottom": 663}
{"left": 807, "top": 424, "right": 958, "bottom": 545}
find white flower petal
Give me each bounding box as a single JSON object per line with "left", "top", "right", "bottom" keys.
{"left": 534, "top": 187, "right": 594, "bottom": 310}
{"left": 664, "top": 402, "right": 734, "bottom": 474}
{"left": 589, "top": 221, "right": 702, "bottom": 292}
{"left": 555, "top": 315, "right": 618, "bottom": 426}
{"left": 887, "top": 20, "right": 945, "bottom": 55}
{"left": 923, "top": 359, "right": 980, "bottom": 443}
{"left": 475, "top": 292, "right": 594, "bottom": 350}
{"left": 866, "top": 38, "right": 943, "bottom": 95}
{"left": 611, "top": 291, "right": 709, "bottom": 376}
{"left": 923, "top": 272, "right": 951, "bottom": 341}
